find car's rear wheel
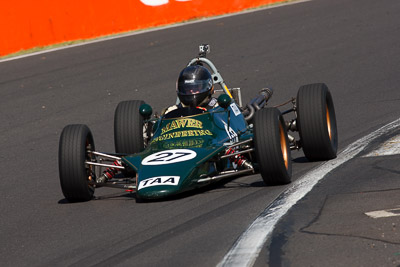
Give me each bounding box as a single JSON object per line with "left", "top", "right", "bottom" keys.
{"left": 296, "top": 83, "right": 338, "bottom": 160}
{"left": 58, "top": 124, "right": 96, "bottom": 202}
{"left": 114, "top": 100, "right": 145, "bottom": 154}
{"left": 254, "top": 107, "right": 292, "bottom": 185}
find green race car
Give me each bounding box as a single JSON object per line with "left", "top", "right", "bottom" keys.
{"left": 58, "top": 45, "right": 338, "bottom": 202}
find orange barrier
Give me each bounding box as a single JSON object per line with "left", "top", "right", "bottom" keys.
{"left": 0, "top": 0, "right": 281, "bottom": 56}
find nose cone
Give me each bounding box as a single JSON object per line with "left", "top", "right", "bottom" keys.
{"left": 136, "top": 175, "right": 185, "bottom": 199}
{"left": 123, "top": 147, "right": 225, "bottom": 200}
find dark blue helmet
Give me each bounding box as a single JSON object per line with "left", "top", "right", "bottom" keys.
{"left": 177, "top": 65, "right": 214, "bottom": 107}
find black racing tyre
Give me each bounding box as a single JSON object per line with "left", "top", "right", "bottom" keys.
{"left": 254, "top": 108, "right": 292, "bottom": 185}
{"left": 296, "top": 83, "right": 338, "bottom": 160}
{"left": 58, "top": 124, "right": 95, "bottom": 202}
{"left": 114, "top": 100, "right": 145, "bottom": 154}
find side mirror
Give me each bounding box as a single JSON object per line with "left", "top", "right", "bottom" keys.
{"left": 139, "top": 103, "right": 152, "bottom": 119}
{"left": 217, "top": 94, "right": 231, "bottom": 109}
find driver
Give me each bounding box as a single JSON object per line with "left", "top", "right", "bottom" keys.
{"left": 163, "top": 65, "right": 217, "bottom": 114}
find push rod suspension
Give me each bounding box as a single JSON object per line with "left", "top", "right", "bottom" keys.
{"left": 220, "top": 148, "right": 254, "bottom": 159}
{"left": 85, "top": 161, "right": 125, "bottom": 169}
{"left": 89, "top": 151, "right": 121, "bottom": 160}
{"left": 226, "top": 138, "right": 253, "bottom": 148}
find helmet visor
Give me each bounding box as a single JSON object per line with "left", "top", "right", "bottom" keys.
{"left": 177, "top": 79, "right": 213, "bottom": 95}
{"left": 178, "top": 91, "right": 209, "bottom": 107}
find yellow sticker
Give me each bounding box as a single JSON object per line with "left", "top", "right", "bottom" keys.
{"left": 161, "top": 118, "right": 203, "bottom": 135}
{"left": 151, "top": 129, "right": 213, "bottom": 143}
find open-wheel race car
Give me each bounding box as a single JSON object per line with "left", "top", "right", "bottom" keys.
{"left": 58, "top": 44, "right": 338, "bottom": 202}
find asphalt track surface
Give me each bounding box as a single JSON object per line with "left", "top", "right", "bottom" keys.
{"left": 1, "top": 0, "right": 399, "bottom": 266}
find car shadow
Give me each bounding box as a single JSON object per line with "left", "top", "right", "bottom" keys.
{"left": 57, "top": 171, "right": 289, "bottom": 204}
{"left": 58, "top": 191, "right": 136, "bottom": 204}
{"left": 293, "top": 156, "right": 310, "bottom": 163}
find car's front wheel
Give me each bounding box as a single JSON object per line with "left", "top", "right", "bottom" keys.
{"left": 254, "top": 108, "right": 292, "bottom": 185}
{"left": 114, "top": 100, "right": 146, "bottom": 154}
{"left": 58, "top": 124, "right": 96, "bottom": 202}
{"left": 296, "top": 83, "right": 338, "bottom": 160}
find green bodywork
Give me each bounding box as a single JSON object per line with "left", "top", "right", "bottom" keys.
{"left": 122, "top": 105, "right": 252, "bottom": 199}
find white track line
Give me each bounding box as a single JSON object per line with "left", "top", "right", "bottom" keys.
{"left": 218, "top": 118, "right": 400, "bottom": 267}
{"left": 365, "top": 208, "right": 400, "bottom": 219}
{"left": 363, "top": 134, "right": 400, "bottom": 157}
{"left": 0, "top": 0, "right": 311, "bottom": 63}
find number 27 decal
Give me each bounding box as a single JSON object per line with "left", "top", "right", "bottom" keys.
{"left": 142, "top": 149, "right": 197, "bottom": 165}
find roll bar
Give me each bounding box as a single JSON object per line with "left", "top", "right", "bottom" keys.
{"left": 175, "top": 45, "right": 233, "bottom": 105}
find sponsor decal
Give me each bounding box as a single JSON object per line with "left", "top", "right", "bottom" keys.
{"left": 151, "top": 118, "right": 212, "bottom": 144}
{"left": 161, "top": 138, "right": 205, "bottom": 149}
{"left": 222, "top": 120, "right": 239, "bottom": 169}
{"left": 208, "top": 97, "right": 218, "bottom": 108}
{"left": 140, "top": 0, "right": 191, "bottom": 6}
{"left": 230, "top": 103, "right": 241, "bottom": 116}
{"left": 161, "top": 118, "right": 203, "bottom": 135}
{"left": 151, "top": 129, "right": 213, "bottom": 143}
{"left": 222, "top": 121, "right": 239, "bottom": 143}
{"left": 142, "top": 149, "right": 197, "bottom": 165}
{"left": 138, "top": 176, "right": 180, "bottom": 190}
